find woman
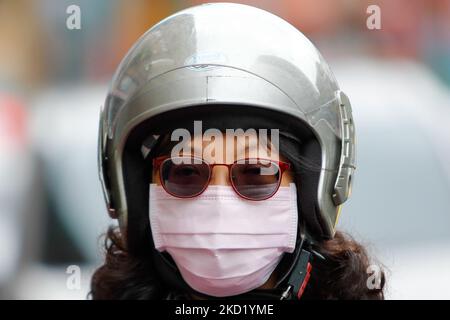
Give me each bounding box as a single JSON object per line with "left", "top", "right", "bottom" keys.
{"left": 92, "top": 3, "right": 385, "bottom": 300}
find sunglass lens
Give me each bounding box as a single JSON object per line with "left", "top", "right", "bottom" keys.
{"left": 231, "top": 159, "right": 281, "bottom": 200}
{"left": 160, "top": 157, "right": 210, "bottom": 197}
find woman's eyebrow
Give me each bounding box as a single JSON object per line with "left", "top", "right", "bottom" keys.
{"left": 183, "top": 137, "right": 275, "bottom": 156}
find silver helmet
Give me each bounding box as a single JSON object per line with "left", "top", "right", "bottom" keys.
{"left": 98, "top": 3, "right": 355, "bottom": 243}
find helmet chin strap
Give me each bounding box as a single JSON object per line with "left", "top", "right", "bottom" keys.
{"left": 153, "top": 234, "right": 318, "bottom": 300}
{"left": 279, "top": 247, "right": 313, "bottom": 300}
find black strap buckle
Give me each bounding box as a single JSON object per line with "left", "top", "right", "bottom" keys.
{"left": 280, "top": 249, "right": 312, "bottom": 300}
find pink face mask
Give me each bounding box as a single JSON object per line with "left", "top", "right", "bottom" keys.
{"left": 149, "top": 183, "right": 298, "bottom": 297}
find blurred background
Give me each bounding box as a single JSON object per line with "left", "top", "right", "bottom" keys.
{"left": 0, "top": 0, "right": 449, "bottom": 299}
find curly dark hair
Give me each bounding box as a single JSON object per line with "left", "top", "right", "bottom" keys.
{"left": 90, "top": 228, "right": 385, "bottom": 300}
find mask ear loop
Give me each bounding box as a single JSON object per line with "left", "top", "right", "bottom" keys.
{"left": 275, "top": 225, "right": 305, "bottom": 288}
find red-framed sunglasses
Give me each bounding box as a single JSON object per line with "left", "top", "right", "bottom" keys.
{"left": 153, "top": 156, "right": 291, "bottom": 201}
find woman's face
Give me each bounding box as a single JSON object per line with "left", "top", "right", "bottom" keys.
{"left": 150, "top": 132, "right": 295, "bottom": 294}
{"left": 152, "top": 132, "right": 294, "bottom": 187}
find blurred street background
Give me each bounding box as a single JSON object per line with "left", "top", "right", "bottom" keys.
{"left": 0, "top": 0, "right": 449, "bottom": 299}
